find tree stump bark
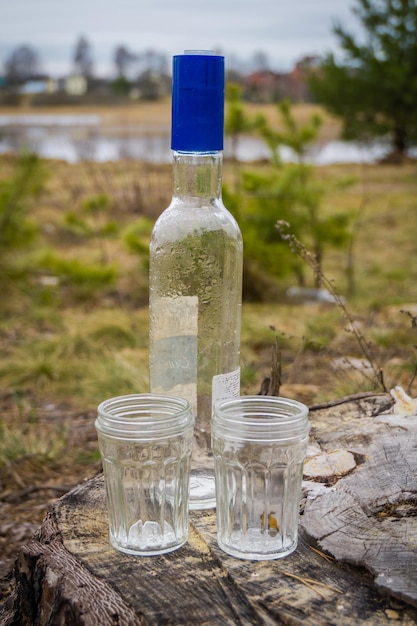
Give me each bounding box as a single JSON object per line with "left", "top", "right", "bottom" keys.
{"left": 2, "top": 392, "right": 417, "bottom": 625}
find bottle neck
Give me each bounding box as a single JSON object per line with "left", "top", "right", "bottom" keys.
{"left": 172, "top": 151, "right": 222, "bottom": 203}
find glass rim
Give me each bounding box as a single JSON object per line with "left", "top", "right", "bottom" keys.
{"left": 95, "top": 393, "right": 194, "bottom": 440}
{"left": 212, "top": 395, "right": 310, "bottom": 442}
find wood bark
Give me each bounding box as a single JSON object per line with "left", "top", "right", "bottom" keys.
{"left": 2, "top": 392, "right": 417, "bottom": 625}
{"left": 302, "top": 390, "right": 417, "bottom": 610}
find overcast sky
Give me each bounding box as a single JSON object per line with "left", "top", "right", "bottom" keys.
{"left": 0, "top": 0, "right": 362, "bottom": 77}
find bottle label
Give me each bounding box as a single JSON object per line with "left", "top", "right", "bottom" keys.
{"left": 212, "top": 367, "right": 240, "bottom": 412}
{"left": 151, "top": 296, "right": 198, "bottom": 413}
{"left": 152, "top": 335, "right": 198, "bottom": 388}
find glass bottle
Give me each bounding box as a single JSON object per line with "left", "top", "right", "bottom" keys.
{"left": 149, "top": 51, "right": 243, "bottom": 510}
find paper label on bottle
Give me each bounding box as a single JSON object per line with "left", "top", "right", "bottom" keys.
{"left": 212, "top": 367, "right": 241, "bottom": 412}
{"left": 151, "top": 296, "right": 198, "bottom": 413}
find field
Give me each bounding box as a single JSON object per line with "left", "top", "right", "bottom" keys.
{"left": 1, "top": 102, "right": 417, "bottom": 595}
{"left": 0, "top": 99, "right": 341, "bottom": 139}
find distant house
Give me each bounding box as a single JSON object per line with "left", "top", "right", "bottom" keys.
{"left": 19, "top": 77, "right": 56, "bottom": 95}
{"left": 243, "top": 57, "right": 321, "bottom": 103}
{"left": 244, "top": 70, "right": 290, "bottom": 102}
{"left": 289, "top": 55, "right": 320, "bottom": 102}
{"left": 88, "top": 77, "right": 113, "bottom": 95}
{"left": 45, "top": 78, "right": 58, "bottom": 94}
{"left": 64, "top": 75, "right": 88, "bottom": 96}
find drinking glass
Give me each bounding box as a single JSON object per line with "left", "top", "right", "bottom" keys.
{"left": 95, "top": 394, "right": 194, "bottom": 556}
{"left": 212, "top": 396, "right": 310, "bottom": 560}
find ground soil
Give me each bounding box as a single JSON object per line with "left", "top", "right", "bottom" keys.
{"left": 0, "top": 395, "right": 101, "bottom": 607}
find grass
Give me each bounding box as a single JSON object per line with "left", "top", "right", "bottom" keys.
{"left": 0, "top": 408, "right": 69, "bottom": 465}
{"left": 1, "top": 103, "right": 417, "bottom": 470}
{"left": 0, "top": 307, "right": 150, "bottom": 407}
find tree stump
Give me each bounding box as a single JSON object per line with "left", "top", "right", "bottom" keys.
{"left": 2, "top": 392, "right": 417, "bottom": 625}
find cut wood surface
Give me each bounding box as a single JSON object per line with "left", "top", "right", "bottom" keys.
{"left": 2, "top": 392, "right": 417, "bottom": 626}
{"left": 302, "top": 389, "right": 417, "bottom": 610}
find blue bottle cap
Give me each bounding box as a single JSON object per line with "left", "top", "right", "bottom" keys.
{"left": 171, "top": 51, "right": 224, "bottom": 152}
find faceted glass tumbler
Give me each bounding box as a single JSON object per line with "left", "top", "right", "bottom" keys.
{"left": 212, "top": 396, "right": 310, "bottom": 560}
{"left": 95, "top": 394, "right": 194, "bottom": 556}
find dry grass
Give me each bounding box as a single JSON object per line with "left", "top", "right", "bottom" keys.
{"left": 1, "top": 153, "right": 417, "bottom": 417}
{"left": 0, "top": 104, "right": 417, "bottom": 460}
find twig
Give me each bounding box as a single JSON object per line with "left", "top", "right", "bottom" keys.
{"left": 268, "top": 327, "right": 282, "bottom": 396}
{"left": 309, "top": 391, "right": 392, "bottom": 412}
{"left": 308, "top": 544, "right": 334, "bottom": 562}
{"left": 257, "top": 327, "right": 282, "bottom": 396}
{"left": 400, "top": 310, "right": 417, "bottom": 393}
{"left": 276, "top": 220, "right": 387, "bottom": 393}
{"left": 282, "top": 571, "right": 342, "bottom": 599}
{"left": 1, "top": 485, "right": 70, "bottom": 504}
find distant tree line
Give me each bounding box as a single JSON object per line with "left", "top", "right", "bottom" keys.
{"left": 1, "top": 36, "right": 275, "bottom": 88}
{"left": 2, "top": 37, "right": 161, "bottom": 83}
{"left": 3, "top": 45, "right": 42, "bottom": 86}
{"left": 2, "top": 36, "right": 318, "bottom": 104}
